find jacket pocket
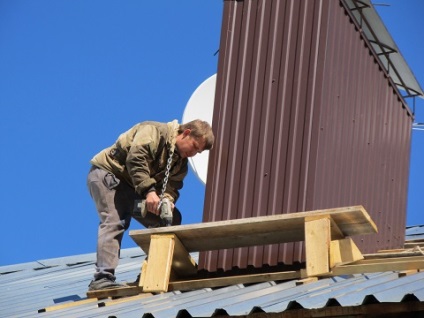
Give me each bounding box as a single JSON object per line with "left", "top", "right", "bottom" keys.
{"left": 103, "top": 172, "right": 120, "bottom": 190}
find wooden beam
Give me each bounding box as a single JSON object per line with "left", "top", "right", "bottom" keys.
{"left": 97, "top": 293, "right": 152, "bottom": 307}
{"left": 364, "top": 251, "right": 424, "bottom": 259}
{"left": 142, "top": 234, "right": 175, "bottom": 293}
{"left": 138, "top": 260, "right": 147, "bottom": 287}
{"left": 330, "top": 237, "right": 364, "bottom": 267}
{"left": 357, "top": 255, "right": 424, "bottom": 265}
{"left": 130, "top": 206, "right": 377, "bottom": 254}
{"left": 405, "top": 242, "right": 424, "bottom": 249}
{"left": 305, "top": 216, "right": 331, "bottom": 276}
{"left": 331, "top": 256, "right": 424, "bottom": 275}
{"left": 87, "top": 286, "right": 143, "bottom": 299}
{"left": 329, "top": 218, "right": 345, "bottom": 240}
{"left": 38, "top": 298, "right": 101, "bottom": 313}
{"left": 168, "top": 271, "right": 301, "bottom": 291}
{"left": 171, "top": 235, "right": 198, "bottom": 277}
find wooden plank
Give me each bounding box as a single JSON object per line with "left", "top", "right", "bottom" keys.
{"left": 329, "top": 218, "right": 345, "bottom": 240}
{"left": 330, "top": 237, "right": 363, "bottom": 267}
{"left": 38, "top": 298, "right": 101, "bottom": 313}
{"left": 331, "top": 256, "right": 424, "bottom": 275}
{"left": 305, "top": 216, "right": 330, "bottom": 276}
{"left": 377, "top": 248, "right": 410, "bottom": 253}
{"left": 130, "top": 206, "right": 376, "bottom": 253}
{"left": 138, "top": 260, "right": 147, "bottom": 287}
{"left": 358, "top": 255, "right": 424, "bottom": 264}
{"left": 97, "top": 293, "right": 152, "bottom": 307}
{"left": 172, "top": 235, "right": 198, "bottom": 277}
{"left": 142, "top": 234, "right": 175, "bottom": 293}
{"left": 168, "top": 271, "right": 301, "bottom": 291}
{"left": 87, "top": 286, "right": 143, "bottom": 299}
{"left": 364, "top": 251, "right": 424, "bottom": 259}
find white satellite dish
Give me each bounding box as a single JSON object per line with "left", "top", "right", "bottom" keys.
{"left": 182, "top": 73, "right": 216, "bottom": 185}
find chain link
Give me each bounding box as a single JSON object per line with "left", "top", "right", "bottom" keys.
{"left": 159, "top": 146, "right": 174, "bottom": 206}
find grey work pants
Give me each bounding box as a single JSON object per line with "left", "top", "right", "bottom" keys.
{"left": 86, "top": 166, "right": 181, "bottom": 281}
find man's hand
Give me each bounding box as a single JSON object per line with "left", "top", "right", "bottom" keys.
{"left": 146, "top": 191, "right": 161, "bottom": 215}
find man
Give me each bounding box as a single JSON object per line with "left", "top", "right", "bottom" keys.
{"left": 87, "top": 119, "right": 214, "bottom": 290}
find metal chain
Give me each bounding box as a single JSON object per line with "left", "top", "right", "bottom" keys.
{"left": 159, "top": 146, "right": 174, "bottom": 205}
{"left": 158, "top": 121, "right": 178, "bottom": 209}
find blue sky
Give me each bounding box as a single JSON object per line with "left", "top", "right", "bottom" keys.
{"left": 1, "top": 0, "right": 423, "bottom": 267}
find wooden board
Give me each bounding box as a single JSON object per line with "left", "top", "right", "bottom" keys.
{"left": 305, "top": 216, "right": 331, "bottom": 276}
{"left": 87, "top": 286, "right": 143, "bottom": 299}
{"left": 330, "top": 237, "right": 364, "bottom": 267}
{"left": 330, "top": 256, "right": 424, "bottom": 275}
{"left": 129, "top": 205, "right": 377, "bottom": 254}
{"left": 97, "top": 293, "right": 152, "bottom": 307}
{"left": 168, "top": 270, "right": 301, "bottom": 291}
{"left": 38, "top": 298, "right": 100, "bottom": 313}
{"left": 142, "top": 235, "right": 175, "bottom": 292}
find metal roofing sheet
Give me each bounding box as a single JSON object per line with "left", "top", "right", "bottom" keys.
{"left": 2, "top": 231, "right": 424, "bottom": 318}
{"left": 344, "top": 0, "right": 423, "bottom": 98}
{"left": 406, "top": 225, "right": 424, "bottom": 240}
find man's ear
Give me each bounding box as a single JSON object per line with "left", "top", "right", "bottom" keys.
{"left": 183, "top": 129, "right": 191, "bottom": 137}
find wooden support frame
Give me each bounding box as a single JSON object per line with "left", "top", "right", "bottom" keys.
{"left": 130, "top": 206, "right": 377, "bottom": 254}
{"left": 130, "top": 206, "right": 376, "bottom": 294}
{"left": 141, "top": 234, "right": 175, "bottom": 292}
{"left": 304, "top": 216, "right": 364, "bottom": 276}
{"left": 133, "top": 206, "right": 377, "bottom": 293}
{"left": 141, "top": 234, "right": 197, "bottom": 293}
{"left": 86, "top": 206, "right": 383, "bottom": 298}
{"left": 330, "top": 237, "right": 364, "bottom": 267}
{"left": 305, "top": 216, "right": 331, "bottom": 276}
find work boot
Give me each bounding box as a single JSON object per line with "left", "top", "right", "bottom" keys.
{"left": 88, "top": 277, "right": 127, "bottom": 291}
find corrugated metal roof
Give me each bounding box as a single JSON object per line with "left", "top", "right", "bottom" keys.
{"left": 2, "top": 227, "right": 424, "bottom": 317}
{"left": 406, "top": 225, "right": 424, "bottom": 241}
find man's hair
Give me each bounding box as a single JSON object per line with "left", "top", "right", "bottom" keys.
{"left": 179, "top": 120, "right": 214, "bottom": 150}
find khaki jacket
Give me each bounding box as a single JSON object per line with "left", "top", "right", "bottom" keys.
{"left": 90, "top": 121, "right": 187, "bottom": 203}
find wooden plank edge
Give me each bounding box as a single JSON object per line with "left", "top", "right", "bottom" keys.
{"left": 172, "top": 235, "right": 198, "bottom": 277}
{"left": 304, "top": 216, "right": 331, "bottom": 277}
{"left": 359, "top": 255, "right": 424, "bottom": 264}
{"left": 87, "top": 286, "right": 144, "bottom": 299}
{"left": 168, "top": 270, "right": 301, "bottom": 291}
{"left": 330, "top": 257, "right": 424, "bottom": 276}
{"left": 364, "top": 251, "right": 424, "bottom": 259}
{"left": 330, "top": 237, "right": 364, "bottom": 268}
{"left": 142, "top": 234, "right": 175, "bottom": 293}
{"left": 97, "top": 293, "right": 153, "bottom": 307}
{"left": 38, "top": 297, "right": 101, "bottom": 313}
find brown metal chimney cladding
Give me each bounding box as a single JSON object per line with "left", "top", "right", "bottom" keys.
{"left": 201, "top": 0, "right": 413, "bottom": 272}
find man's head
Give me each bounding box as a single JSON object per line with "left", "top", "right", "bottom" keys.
{"left": 175, "top": 120, "right": 214, "bottom": 158}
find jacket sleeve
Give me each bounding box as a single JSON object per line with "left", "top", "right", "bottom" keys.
{"left": 125, "top": 125, "right": 161, "bottom": 196}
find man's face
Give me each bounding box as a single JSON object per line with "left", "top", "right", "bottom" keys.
{"left": 176, "top": 129, "right": 205, "bottom": 158}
